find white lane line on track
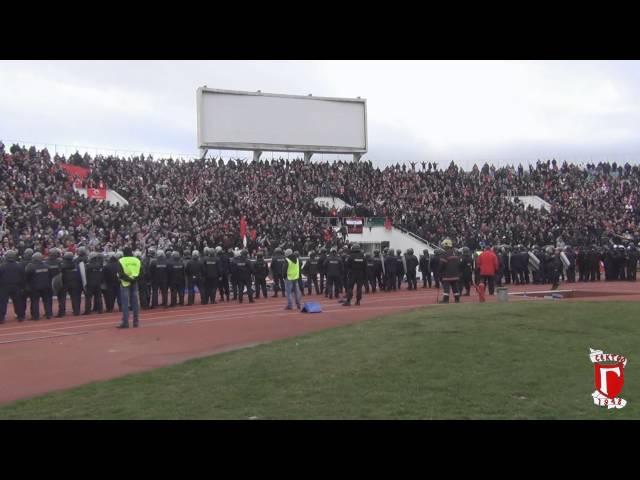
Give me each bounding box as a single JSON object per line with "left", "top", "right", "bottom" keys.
{"left": 0, "top": 291, "right": 435, "bottom": 336}
{"left": 0, "top": 293, "right": 443, "bottom": 343}
{"left": 0, "top": 289, "right": 550, "bottom": 344}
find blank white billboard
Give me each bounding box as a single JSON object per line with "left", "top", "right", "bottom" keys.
{"left": 197, "top": 88, "right": 367, "bottom": 153}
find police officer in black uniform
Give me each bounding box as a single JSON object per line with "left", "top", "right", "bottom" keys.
{"left": 343, "top": 243, "right": 366, "bottom": 306}
{"left": 565, "top": 246, "right": 576, "bottom": 283}
{"left": 231, "top": 249, "right": 254, "bottom": 303}
{"left": 588, "top": 245, "right": 600, "bottom": 282}
{"left": 615, "top": 245, "right": 627, "bottom": 280}
{"left": 150, "top": 249, "right": 169, "bottom": 308}
{"left": 547, "top": 247, "right": 563, "bottom": 290}
{"left": 169, "top": 251, "right": 186, "bottom": 307}
{"left": 295, "top": 250, "right": 306, "bottom": 296}
{"left": 270, "top": 248, "right": 286, "bottom": 298}
{"left": 25, "top": 252, "right": 52, "bottom": 320}
{"left": 430, "top": 249, "right": 442, "bottom": 289}
{"left": 577, "top": 246, "right": 586, "bottom": 282}
{"left": 228, "top": 249, "right": 240, "bottom": 301}
{"left": 405, "top": 248, "right": 419, "bottom": 290}
{"left": 459, "top": 247, "right": 473, "bottom": 296}
{"left": 46, "top": 248, "right": 64, "bottom": 317}
{"left": 324, "top": 248, "right": 343, "bottom": 299}
{"left": 252, "top": 251, "right": 269, "bottom": 299}
{"left": 364, "top": 252, "right": 377, "bottom": 294}
{"left": 0, "top": 250, "right": 27, "bottom": 322}
{"left": 60, "top": 251, "right": 82, "bottom": 316}
{"left": 186, "top": 250, "right": 203, "bottom": 305}
{"left": 339, "top": 248, "right": 349, "bottom": 295}
{"left": 627, "top": 244, "right": 638, "bottom": 281}
{"left": 373, "top": 250, "right": 384, "bottom": 292}
{"left": 395, "top": 249, "right": 405, "bottom": 290}
{"left": 302, "top": 251, "right": 320, "bottom": 295}
{"left": 419, "top": 249, "right": 431, "bottom": 288}
{"left": 384, "top": 248, "right": 397, "bottom": 291}
{"left": 202, "top": 248, "right": 219, "bottom": 304}
{"left": 103, "top": 253, "right": 121, "bottom": 313}
{"left": 216, "top": 247, "right": 231, "bottom": 302}
{"left": 19, "top": 248, "right": 34, "bottom": 316}
{"left": 318, "top": 248, "right": 328, "bottom": 295}
{"left": 83, "top": 252, "right": 104, "bottom": 315}
{"left": 139, "top": 247, "right": 154, "bottom": 309}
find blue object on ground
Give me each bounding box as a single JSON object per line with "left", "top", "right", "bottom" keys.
{"left": 301, "top": 302, "right": 322, "bottom": 313}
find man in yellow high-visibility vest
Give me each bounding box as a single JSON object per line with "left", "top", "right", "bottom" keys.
{"left": 283, "top": 249, "right": 302, "bottom": 310}
{"left": 117, "top": 247, "right": 142, "bottom": 328}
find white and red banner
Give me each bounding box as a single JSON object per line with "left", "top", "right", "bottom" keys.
{"left": 87, "top": 188, "right": 107, "bottom": 200}
{"left": 589, "top": 348, "right": 627, "bottom": 409}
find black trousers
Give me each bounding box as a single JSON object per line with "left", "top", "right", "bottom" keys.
{"left": 376, "top": 271, "right": 384, "bottom": 290}
{"left": 567, "top": 266, "right": 576, "bottom": 282}
{"left": 365, "top": 274, "right": 377, "bottom": 293}
{"left": 218, "top": 274, "right": 230, "bottom": 300}
{"left": 481, "top": 275, "right": 496, "bottom": 295}
{"left": 385, "top": 272, "right": 396, "bottom": 291}
{"left": 325, "top": 275, "right": 340, "bottom": 298}
{"left": 0, "top": 288, "right": 26, "bottom": 320}
{"left": 152, "top": 283, "right": 168, "bottom": 307}
{"left": 104, "top": 284, "right": 121, "bottom": 312}
{"left": 29, "top": 288, "right": 52, "bottom": 319}
{"left": 272, "top": 275, "right": 285, "bottom": 297}
{"left": 231, "top": 276, "right": 238, "bottom": 299}
{"left": 433, "top": 272, "right": 441, "bottom": 289}
{"left": 254, "top": 277, "right": 268, "bottom": 298}
{"left": 202, "top": 278, "right": 218, "bottom": 304}
{"left": 170, "top": 283, "right": 185, "bottom": 306}
{"left": 441, "top": 280, "right": 460, "bottom": 303}
{"left": 346, "top": 274, "right": 365, "bottom": 303}
{"left": 59, "top": 286, "right": 82, "bottom": 316}
{"left": 306, "top": 274, "right": 320, "bottom": 295}
{"left": 396, "top": 272, "right": 404, "bottom": 289}
{"left": 84, "top": 285, "right": 103, "bottom": 314}
{"left": 460, "top": 276, "right": 471, "bottom": 295}
{"left": 139, "top": 282, "right": 150, "bottom": 309}
{"left": 235, "top": 277, "right": 253, "bottom": 303}
{"left": 421, "top": 270, "right": 432, "bottom": 288}
{"left": 504, "top": 270, "right": 511, "bottom": 284}
{"left": 406, "top": 272, "right": 417, "bottom": 290}
{"left": 187, "top": 277, "right": 201, "bottom": 305}
{"left": 319, "top": 273, "right": 326, "bottom": 294}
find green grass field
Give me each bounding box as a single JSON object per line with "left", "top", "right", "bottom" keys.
{"left": 0, "top": 301, "right": 638, "bottom": 419}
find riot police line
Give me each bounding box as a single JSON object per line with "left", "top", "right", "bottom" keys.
{"left": 1, "top": 241, "right": 638, "bottom": 323}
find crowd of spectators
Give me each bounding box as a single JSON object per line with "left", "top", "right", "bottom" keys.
{"left": 1, "top": 141, "right": 639, "bottom": 258}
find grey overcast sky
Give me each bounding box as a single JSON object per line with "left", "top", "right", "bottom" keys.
{"left": 2, "top": 60, "right": 640, "bottom": 168}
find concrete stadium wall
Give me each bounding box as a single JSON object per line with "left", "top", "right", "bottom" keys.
{"left": 342, "top": 226, "right": 435, "bottom": 255}
{"left": 508, "top": 195, "right": 551, "bottom": 211}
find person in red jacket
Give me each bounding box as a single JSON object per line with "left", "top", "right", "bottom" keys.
{"left": 477, "top": 245, "right": 499, "bottom": 295}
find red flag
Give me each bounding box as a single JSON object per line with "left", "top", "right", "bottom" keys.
{"left": 384, "top": 217, "right": 392, "bottom": 231}
{"left": 240, "top": 216, "right": 247, "bottom": 240}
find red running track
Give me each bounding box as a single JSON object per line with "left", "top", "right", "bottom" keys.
{"left": 0, "top": 281, "right": 638, "bottom": 405}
